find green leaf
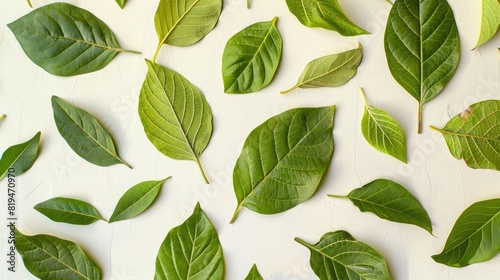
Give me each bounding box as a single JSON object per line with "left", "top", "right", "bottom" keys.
{"left": 34, "top": 197, "right": 106, "bottom": 225}
{"left": 0, "top": 114, "right": 5, "bottom": 122}
{"left": 329, "top": 179, "right": 432, "bottom": 233}
{"left": 154, "top": 203, "right": 224, "bottom": 280}
{"left": 139, "top": 60, "right": 212, "bottom": 183}
{"left": 52, "top": 96, "right": 131, "bottom": 168}
{"left": 231, "top": 106, "right": 336, "bottom": 223}
{"left": 476, "top": 0, "right": 500, "bottom": 48}
{"left": 0, "top": 131, "right": 41, "bottom": 180}
{"left": 115, "top": 0, "right": 127, "bottom": 9}
{"left": 360, "top": 88, "right": 407, "bottom": 163}
{"left": 109, "top": 177, "right": 170, "bottom": 223}
{"left": 432, "top": 198, "right": 500, "bottom": 267}
{"left": 295, "top": 231, "right": 393, "bottom": 280}
{"left": 384, "top": 0, "right": 460, "bottom": 133}
{"left": 222, "top": 17, "right": 283, "bottom": 94}
{"left": 245, "top": 264, "right": 264, "bottom": 280}
{"left": 7, "top": 3, "right": 139, "bottom": 77}
{"left": 152, "top": 0, "right": 222, "bottom": 61}
{"left": 430, "top": 100, "right": 500, "bottom": 171}
{"left": 281, "top": 44, "right": 363, "bottom": 94}
{"left": 15, "top": 229, "right": 101, "bottom": 280}
{"left": 285, "top": 0, "right": 369, "bottom": 36}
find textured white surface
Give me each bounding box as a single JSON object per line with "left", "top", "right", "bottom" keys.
{"left": 0, "top": 0, "right": 499, "bottom": 279}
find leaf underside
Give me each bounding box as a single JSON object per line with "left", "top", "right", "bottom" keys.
{"left": 476, "top": 0, "right": 500, "bottom": 48}
{"left": 0, "top": 131, "right": 41, "bottom": 179}
{"left": 34, "top": 197, "right": 105, "bottom": 225}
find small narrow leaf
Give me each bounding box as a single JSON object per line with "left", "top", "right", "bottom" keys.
{"left": 8, "top": 3, "right": 139, "bottom": 76}
{"left": 154, "top": 203, "right": 224, "bottom": 279}
{"left": 115, "top": 0, "right": 127, "bottom": 9}
{"left": 0, "top": 131, "right": 41, "bottom": 180}
{"left": 432, "top": 199, "right": 500, "bottom": 267}
{"left": 281, "top": 44, "right": 363, "bottom": 94}
{"left": 360, "top": 88, "right": 407, "bottom": 163}
{"left": 15, "top": 229, "right": 101, "bottom": 280}
{"left": 295, "top": 231, "right": 393, "bottom": 280}
{"left": 430, "top": 100, "right": 500, "bottom": 171}
{"left": 222, "top": 17, "right": 283, "bottom": 94}
{"left": 329, "top": 179, "right": 432, "bottom": 233}
{"left": 231, "top": 106, "right": 336, "bottom": 223}
{"left": 34, "top": 197, "right": 105, "bottom": 225}
{"left": 109, "top": 177, "right": 170, "bottom": 223}
{"left": 285, "top": 0, "right": 369, "bottom": 36}
{"left": 475, "top": 0, "right": 500, "bottom": 48}
{"left": 245, "top": 264, "right": 264, "bottom": 280}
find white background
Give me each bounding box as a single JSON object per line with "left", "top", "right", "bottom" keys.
{"left": 1, "top": 0, "right": 499, "bottom": 279}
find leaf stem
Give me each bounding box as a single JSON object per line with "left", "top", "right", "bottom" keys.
{"left": 359, "top": 87, "right": 369, "bottom": 107}
{"left": 0, "top": 114, "right": 5, "bottom": 122}
{"left": 247, "top": 0, "right": 250, "bottom": 9}
{"left": 280, "top": 85, "right": 298, "bottom": 94}
{"left": 418, "top": 103, "right": 423, "bottom": 134}
{"left": 152, "top": 43, "right": 163, "bottom": 64}
{"left": 386, "top": 0, "right": 393, "bottom": 5}
{"left": 229, "top": 205, "right": 242, "bottom": 224}
{"left": 118, "top": 48, "right": 141, "bottom": 55}
{"left": 118, "top": 157, "right": 133, "bottom": 169}
{"left": 327, "top": 194, "right": 348, "bottom": 199}
{"left": 27, "top": 0, "right": 32, "bottom": 8}
{"left": 195, "top": 157, "right": 210, "bottom": 184}
{"left": 294, "top": 237, "right": 311, "bottom": 248}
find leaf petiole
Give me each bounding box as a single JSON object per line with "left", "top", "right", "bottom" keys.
{"left": 27, "top": 0, "right": 32, "bottom": 8}
{"left": 327, "top": 194, "right": 348, "bottom": 199}
{"left": 418, "top": 103, "right": 423, "bottom": 134}
{"left": 247, "top": 0, "right": 250, "bottom": 9}
{"left": 359, "top": 87, "right": 369, "bottom": 107}
{"left": 195, "top": 157, "right": 210, "bottom": 184}
{"left": 229, "top": 205, "right": 242, "bottom": 224}
{"left": 0, "top": 114, "right": 5, "bottom": 122}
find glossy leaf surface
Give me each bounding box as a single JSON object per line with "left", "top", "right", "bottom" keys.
{"left": 0, "top": 131, "right": 41, "bottom": 180}
{"left": 35, "top": 197, "right": 105, "bottom": 225}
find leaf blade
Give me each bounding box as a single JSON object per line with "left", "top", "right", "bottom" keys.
{"left": 34, "top": 197, "right": 105, "bottom": 225}
{"left": 115, "top": 0, "right": 127, "bottom": 8}
{"left": 245, "top": 264, "right": 264, "bottom": 280}
{"left": 0, "top": 131, "right": 41, "bottom": 180}
{"left": 476, "top": 0, "right": 500, "bottom": 48}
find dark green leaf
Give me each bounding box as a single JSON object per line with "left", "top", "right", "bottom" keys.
{"left": 0, "top": 131, "right": 41, "bottom": 180}
{"left": 7, "top": 3, "right": 139, "bottom": 76}
{"left": 432, "top": 198, "right": 500, "bottom": 267}
{"left": 222, "top": 17, "right": 283, "bottom": 94}
{"left": 245, "top": 264, "right": 264, "bottom": 280}
{"left": 295, "top": 231, "right": 393, "bottom": 280}
{"left": 15, "top": 229, "right": 101, "bottom": 280}
{"left": 35, "top": 197, "right": 105, "bottom": 225}
{"left": 476, "top": 0, "right": 500, "bottom": 48}
{"left": 231, "top": 106, "right": 336, "bottom": 223}
{"left": 154, "top": 203, "right": 224, "bottom": 279}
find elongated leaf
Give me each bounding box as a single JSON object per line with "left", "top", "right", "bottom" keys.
{"left": 154, "top": 203, "right": 224, "bottom": 279}
{"left": 384, "top": 0, "right": 460, "bottom": 133}
{"left": 139, "top": 60, "right": 212, "bottom": 183}
{"left": 430, "top": 100, "right": 500, "bottom": 170}
{"left": 0, "top": 131, "right": 41, "bottom": 180}
{"left": 245, "top": 264, "right": 264, "bottom": 280}
{"left": 330, "top": 179, "right": 432, "bottom": 233}
{"left": 15, "top": 229, "right": 101, "bottom": 280}
{"left": 52, "top": 96, "right": 131, "bottom": 168}
{"left": 295, "top": 231, "right": 393, "bottom": 280}
{"left": 360, "top": 89, "right": 407, "bottom": 163}
{"left": 231, "top": 106, "right": 336, "bottom": 223}
{"left": 109, "top": 177, "right": 170, "bottom": 223}
{"left": 35, "top": 197, "right": 105, "bottom": 225}
{"left": 7, "top": 3, "right": 139, "bottom": 76}
{"left": 432, "top": 198, "right": 500, "bottom": 267}
{"left": 285, "top": 0, "right": 369, "bottom": 36}
{"left": 222, "top": 17, "right": 283, "bottom": 94}
{"left": 116, "top": 0, "right": 127, "bottom": 9}
{"left": 476, "top": 0, "right": 500, "bottom": 48}
{"left": 281, "top": 44, "right": 363, "bottom": 94}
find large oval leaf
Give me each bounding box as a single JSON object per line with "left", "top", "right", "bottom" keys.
{"left": 384, "top": 0, "right": 460, "bottom": 133}
{"left": 222, "top": 17, "right": 283, "bottom": 94}
{"left": 139, "top": 60, "right": 212, "bottom": 183}
{"left": 0, "top": 131, "right": 41, "bottom": 180}
{"left": 330, "top": 179, "right": 432, "bottom": 233}
{"left": 285, "top": 0, "right": 369, "bottom": 36}
{"left": 15, "top": 229, "right": 101, "bottom": 280}
{"left": 430, "top": 100, "right": 500, "bottom": 171}
{"left": 295, "top": 231, "right": 393, "bottom": 280}
{"left": 245, "top": 264, "right": 264, "bottom": 280}
{"left": 432, "top": 198, "right": 500, "bottom": 267}
{"left": 230, "top": 106, "right": 336, "bottom": 223}
{"left": 476, "top": 0, "right": 500, "bottom": 48}
{"left": 35, "top": 197, "right": 105, "bottom": 225}
{"left": 154, "top": 203, "right": 224, "bottom": 280}
{"left": 109, "top": 177, "right": 170, "bottom": 223}
{"left": 52, "top": 96, "right": 131, "bottom": 168}
{"left": 7, "top": 3, "right": 139, "bottom": 76}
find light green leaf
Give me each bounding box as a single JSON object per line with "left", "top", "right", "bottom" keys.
{"left": 109, "top": 177, "right": 170, "bottom": 223}
{"left": 7, "top": 3, "right": 139, "bottom": 77}
{"left": 245, "top": 264, "right": 264, "bottom": 280}
{"left": 222, "top": 17, "right": 283, "bottom": 94}
{"left": 384, "top": 0, "right": 460, "bottom": 133}
{"left": 360, "top": 88, "right": 407, "bottom": 163}
{"left": 0, "top": 131, "right": 41, "bottom": 180}
{"left": 34, "top": 197, "right": 106, "bottom": 225}
{"left": 139, "top": 61, "right": 212, "bottom": 183}
{"left": 52, "top": 96, "right": 131, "bottom": 168}
{"left": 281, "top": 44, "right": 363, "bottom": 94}
{"left": 295, "top": 231, "right": 393, "bottom": 280}
{"left": 285, "top": 0, "right": 369, "bottom": 36}
{"left": 432, "top": 198, "right": 500, "bottom": 267}
{"left": 15, "top": 229, "right": 101, "bottom": 280}
{"left": 115, "top": 0, "right": 127, "bottom": 9}
{"left": 329, "top": 179, "right": 432, "bottom": 233}
{"left": 476, "top": 0, "right": 500, "bottom": 48}
{"left": 430, "top": 100, "right": 500, "bottom": 171}
{"left": 231, "top": 106, "right": 336, "bottom": 223}
{"left": 154, "top": 203, "right": 224, "bottom": 280}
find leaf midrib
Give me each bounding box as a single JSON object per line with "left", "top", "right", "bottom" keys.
{"left": 432, "top": 128, "right": 500, "bottom": 142}
{"left": 366, "top": 107, "right": 399, "bottom": 150}
{"left": 158, "top": 0, "right": 201, "bottom": 46}
{"left": 111, "top": 180, "right": 165, "bottom": 221}
{"left": 37, "top": 206, "right": 100, "bottom": 220}
{"left": 348, "top": 195, "right": 423, "bottom": 225}
{"left": 299, "top": 51, "right": 359, "bottom": 88}
{"left": 0, "top": 133, "right": 38, "bottom": 179}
